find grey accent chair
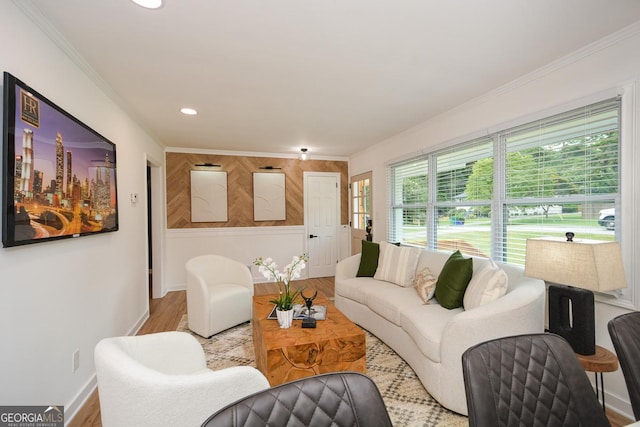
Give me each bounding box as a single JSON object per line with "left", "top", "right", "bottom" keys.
{"left": 201, "top": 372, "right": 393, "bottom": 427}
{"left": 462, "top": 333, "right": 610, "bottom": 427}
{"left": 608, "top": 311, "right": 640, "bottom": 420}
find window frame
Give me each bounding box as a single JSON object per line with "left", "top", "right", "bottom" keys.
{"left": 388, "top": 89, "right": 637, "bottom": 309}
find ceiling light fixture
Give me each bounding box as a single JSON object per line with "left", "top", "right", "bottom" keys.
{"left": 131, "top": 0, "right": 163, "bottom": 9}
{"left": 299, "top": 148, "right": 309, "bottom": 161}
{"left": 180, "top": 107, "right": 197, "bottom": 115}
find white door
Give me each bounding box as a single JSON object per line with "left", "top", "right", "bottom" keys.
{"left": 304, "top": 172, "right": 340, "bottom": 278}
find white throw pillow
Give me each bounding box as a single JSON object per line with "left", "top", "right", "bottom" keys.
{"left": 413, "top": 267, "right": 437, "bottom": 303}
{"left": 374, "top": 241, "right": 421, "bottom": 287}
{"left": 463, "top": 260, "right": 508, "bottom": 310}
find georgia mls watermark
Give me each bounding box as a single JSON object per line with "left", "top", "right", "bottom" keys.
{"left": 0, "top": 406, "right": 63, "bottom": 427}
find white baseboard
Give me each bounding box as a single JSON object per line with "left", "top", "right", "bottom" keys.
{"left": 167, "top": 283, "right": 186, "bottom": 293}
{"left": 64, "top": 374, "right": 97, "bottom": 426}
{"left": 65, "top": 309, "right": 149, "bottom": 425}
{"left": 131, "top": 309, "right": 150, "bottom": 335}
{"left": 604, "top": 388, "right": 634, "bottom": 421}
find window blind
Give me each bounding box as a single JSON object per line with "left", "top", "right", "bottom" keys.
{"left": 387, "top": 96, "right": 621, "bottom": 264}
{"left": 388, "top": 157, "right": 428, "bottom": 246}
{"left": 501, "top": 97, "right": 620, "bottom": 264}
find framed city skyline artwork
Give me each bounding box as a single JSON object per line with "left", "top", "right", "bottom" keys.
{"left": 2, "top": 72, "right": 119, "bottom": 247}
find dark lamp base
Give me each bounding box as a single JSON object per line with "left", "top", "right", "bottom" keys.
{"left": 548, "top": 284, "right": 595, "bottom": 356}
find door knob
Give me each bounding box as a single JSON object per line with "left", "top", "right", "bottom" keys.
{"left": 309, "top": 234, "right": 318, "bottom": 238}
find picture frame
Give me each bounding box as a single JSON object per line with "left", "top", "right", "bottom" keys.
{"left": 2, "top": 72, "right": 119, "bottom": 247}
{"left": 190, "top": 170, "right": 228, "bottom": 222}
{"left": 253, "top": 172, "right": 286, "bottom": 221}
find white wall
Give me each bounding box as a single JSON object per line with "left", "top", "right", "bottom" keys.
{"left": 350, "top": 23, "right": 640, "bottom": 418}
{"left": 0, "top": 1, "right": 164, "bottom": 421}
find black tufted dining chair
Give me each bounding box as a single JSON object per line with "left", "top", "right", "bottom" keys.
{"left": 462, "top": 333, "right": 610, "bottom": 427}
{"left": 201, "top": 371, "right": 393, "bottom": 427}
{"left": 608, "top": 311, "right": 640, "bottom": 421}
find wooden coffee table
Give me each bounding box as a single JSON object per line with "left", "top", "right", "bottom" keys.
{"left": 252, "top": 292, "right": 366, "bottom": 386}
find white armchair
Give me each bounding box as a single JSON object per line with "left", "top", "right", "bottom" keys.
{"left": 186, "top": 254, "right": 253, "bottom": 338}
{"left": 94, "top": 331, "right": 270, "bottom": 427}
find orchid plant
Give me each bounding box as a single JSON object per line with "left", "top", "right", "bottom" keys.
{"left": 254, "top": 254, "right": 309, "bottom": 311}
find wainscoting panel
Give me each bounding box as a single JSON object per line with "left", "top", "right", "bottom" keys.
{"left": 166, "top": 153, "right": 348, "bottom": 229}
{"left": 165, "top": 226, "right": 309, "bottom": 290}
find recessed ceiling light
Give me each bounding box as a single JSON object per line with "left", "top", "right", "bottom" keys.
{"left": 131, "top": 0, "right": 163, "bottom": 9}
{"left": 180, "top": 107, "right": 197, "bottom": 115}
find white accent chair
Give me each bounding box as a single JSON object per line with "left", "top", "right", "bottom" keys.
{"left": 94, "top": 331, "right": 270, "bottom": 427}
{"left": 186, "top": 254, "right": 253, "bottom": 338}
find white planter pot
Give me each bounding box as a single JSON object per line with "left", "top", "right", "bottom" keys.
{"left": 276, "top": 308, "right": 294, "bottom": 329}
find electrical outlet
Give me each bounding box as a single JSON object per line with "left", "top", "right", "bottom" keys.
{"left": 72, "top": 349, "right": 80, "bottom": 373}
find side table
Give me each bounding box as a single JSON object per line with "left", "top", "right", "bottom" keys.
{"left": 575, "top": 345, "right": 619, "bottom": 412}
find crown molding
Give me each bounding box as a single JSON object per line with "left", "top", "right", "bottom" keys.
{"left": 472, "top": 20, "right": 640, "bottom": 105}
{"left": 165, "top": 146, "right": 349, "bottom": 162}
{"left": 13, "top": 1, "right": 118, "bottom": 103}
{"left": 12, "top": 0, "right": 162, "bottom": 143}
{"left": 385, "top": 20, "right": 640, "bottom": 143}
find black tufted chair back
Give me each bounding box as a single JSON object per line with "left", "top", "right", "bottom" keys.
{"left": 462, "top": 333, "right": 610, "bottom": 427}
{"left": 609, "top": 312, "right": 640, "bottom": 420}
{"left": 201, "top": 372, "right": 392, "bottom": 427}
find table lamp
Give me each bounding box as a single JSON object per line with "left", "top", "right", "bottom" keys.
{"left": 525, "top": 234, "right": 627, "bottom": 355}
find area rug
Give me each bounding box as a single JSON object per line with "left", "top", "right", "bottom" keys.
{"left": 177, "top": 315, "right": 468, "bottom": 427}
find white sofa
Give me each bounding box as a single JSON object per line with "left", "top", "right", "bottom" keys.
{"left": 335, "top": 248, "right": 545, "bottom": 415}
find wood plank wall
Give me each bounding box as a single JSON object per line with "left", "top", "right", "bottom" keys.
{"left": 166, "top": 152, "right": 349, "bottom": 228}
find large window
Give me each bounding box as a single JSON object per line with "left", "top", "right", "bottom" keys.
{"left": 388, "top": 97, "right": 621, "bottom": 266}
{"left": 435, "top": 137, "right": 493, "bottom": 257}
{"left": 389, "top": 159, "right": 428, "bottom": 246}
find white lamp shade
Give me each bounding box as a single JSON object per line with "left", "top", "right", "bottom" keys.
{"left": 525, "top": 237, "right": 627, "bottom": 292}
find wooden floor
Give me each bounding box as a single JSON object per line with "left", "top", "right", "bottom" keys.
{"left": 69, "top": 276, "right": 632, "bottom": 427}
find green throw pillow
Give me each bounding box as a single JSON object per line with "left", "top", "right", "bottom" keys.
{"left": 356, "top": 240, "right": 380, "bottom": 277}
{"left": 435, "top": 250, "right": 473, "bottom": 309}
{"left": 355, "top": 241, "right": 401, "bottom": 277}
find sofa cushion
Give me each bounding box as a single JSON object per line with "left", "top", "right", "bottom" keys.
{"left": 463, "top": 260, "right": 508, "bottom": 310}
{"left": 365, "top": 286, "right": 424, "bottom": 326}
{"left": 435, "top": 250, "right": 473, "bottom": 309}
{"left": 374, "top": 241, "right": 421, "bottom": 287}
{"left": 335, "top": 276, "right": 393, "bottom": 305}
{"left": 415, "top": 250, "right": 450, "bottom": 277}
{"left": 414, "top": 267, "right": 437, "bottom": 303}
{"left": 401, "top": 304, "right": 463, "bottom": 362}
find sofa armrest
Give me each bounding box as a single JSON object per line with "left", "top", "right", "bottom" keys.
{"left": 186, "top": 270, "right": 211, "bottom": 336}
{"left": 98, "top": 364, "right": 269, "bottom": 427}
{"left": 336, "top": 254, "right": 361, "bottom": 280}
{"left": 436, "top": 277, "right": 545, "bottom": 414}
{"left": 441, "top": 278, "right": 545, "bottom": 360}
